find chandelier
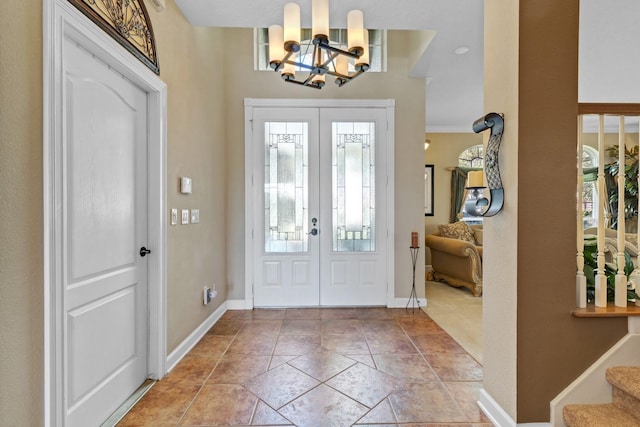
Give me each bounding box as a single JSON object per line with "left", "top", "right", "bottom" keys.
{"left": 268, "top": 0, "right": 370, "bottom": 89}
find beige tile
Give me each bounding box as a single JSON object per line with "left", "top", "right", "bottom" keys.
{"left": 273, "top": 335, "right": 321, "bottom": 356}
{"left": 188, "top": 334, "right": 233, "bottom": 357}
{"left": 361, "top": 319, "right": 404, "bottom": 335}
{"left": 345, "top": 354, "right": 377, "bottom": 369}
{"left": 269, "top": 355, "right": 297, "bottom": 370}
{"left": 366, "top": 334, "right": 418, "bottom": 354}
{"left": 117, "top": 382, "right": 199, "bottom": 426}
{"left": 388, "top": 383, "right": 467, "bottom": 424}
{"left": 373, "top": 354, "right": 439, "bottom": 383}
{"left": 180, "top": 384, "right": 257, "bottom": 426}
{"left": 444, "top": 382, "right": 491, "bottom": 423}
{"left": 356, "top": 307, "right": 393, "bottom": 319}
{"left": 252, "top": 308, "right": 286, "bottom": 320}
{"left": 288, "top": 350, "right": 356, "bottom": 382}
{"left": 397, "top": 317, "right": 444, "bottom": 335}
{"left": 238, "top": 320, "right": 282, "bottom": 336}
{"left": 322, "top": 334, "right": 370, "bottom": 354}
{"left": 206, "top": 353, "right": 270, "bottom": 384}
{"left": 243, "top": 363, "right": 320, "bottom": 409}
{"left": 355, "top": 398, "right": 397, "bottom": 424}
{"left": 284, "top": 308, "right": 321, "bottom": 319}
{"left": 162, "top": 356, "right": 218, "bottom": 385}
{"left": 321, "top": 319, "right": 363, "bottom": 335}
{"left": 251, "top": 400, "right": 293, "bottom": 425}
{"left": 325, "top": 362, "right": 400, "bottom": 408}
{"left": 279, "top": 319, "right": 321, "bottom": 335}
{"left": 410, "top": 333, "right": 466, "bottom": 356}
{"left": 279, "top": 384, "right": 369, "bottom": 426}
{"left": 426, "top": 353, "right": 483, "bottom": 382}
{"left": 207, "top": 319, "right": 244, "bottom": 335}
{"left": 226, "top": 332, "right": 278, "bottom": 355}
{"left": 319, "top": 307, "right": 358, "bottom": 319}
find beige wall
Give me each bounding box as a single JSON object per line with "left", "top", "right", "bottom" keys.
{"left": 0, "top": 1, "right": 228, "bottom": 424}
{"left": 224, "top": 28, "right": 427, "bottom": 302}
{"left": 147, "top": 2, "right": 228, "bottom": 354}
{"left": 0, "top": 1, "right": 44, "bottom": 424}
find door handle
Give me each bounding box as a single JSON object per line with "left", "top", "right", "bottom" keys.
{"left": 309, "top": 228, "right": 318, "bottom": 236}
{"left": 139, "top": 246, "right": 152, "bottom": 257}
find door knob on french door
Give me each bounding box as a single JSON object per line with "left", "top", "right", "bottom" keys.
{"left": 309, "top": 228, "right": 318, "bottom": 236}
{"left": 139, "top": 246, "right": 152, "bottom": 257}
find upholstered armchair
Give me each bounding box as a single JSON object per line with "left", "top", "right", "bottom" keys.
{"left": 425, "top": 222, "right": 483, "bottom": 297}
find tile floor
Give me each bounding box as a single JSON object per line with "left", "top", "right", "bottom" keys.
{"left": 118, "top": 307, "right": 491, "bottom": 427}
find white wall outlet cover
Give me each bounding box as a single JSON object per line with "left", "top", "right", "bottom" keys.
{"left": 180, "top": 177, "right": 192, "bottom": 194}
{"left": 170, "top": 208, "right": 178, "bottom": 225}
{"left": 190, "top": 209, "right": 200, "bottom": 224}
{"left": 181, "top": 209, "right": 189, "bottom": 224}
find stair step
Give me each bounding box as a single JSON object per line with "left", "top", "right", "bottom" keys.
{"left": 563, "top": 403, "right": 640, "bottom": 427}
{"left": 607, "top": 367, "right": 640, "bottom": 401}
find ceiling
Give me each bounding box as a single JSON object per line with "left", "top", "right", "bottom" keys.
{"left": 175, "top": 0, "right": 485, "bottom": 133}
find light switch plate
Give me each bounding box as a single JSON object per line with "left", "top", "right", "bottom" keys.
{"left": 180, "top": 177, "right": 192, "bottom": 194}
{"left": 191, "top": 209, "right": 200, "bottom": 224}
{"left": 181, "top": 209, "right": 189, "bottom": 225}
{"left": 170, "top": 208, "right": 178, "bottom": 225}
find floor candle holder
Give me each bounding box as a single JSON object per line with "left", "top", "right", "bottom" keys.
{"left": 407, "top": 246, "right": 420, "bottom": 312}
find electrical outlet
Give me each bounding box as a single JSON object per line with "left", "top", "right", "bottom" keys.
{"left": 191, "top": 208, "right": 200, "bottom": 224}
{"left": 203, "top": 287, "right": 211, "bottom": 305}
{"left": 170, "top": 208, "right": 178, "bottom": 225}
{"left": 181, "top": 209, "right": 189, "bottom": 225}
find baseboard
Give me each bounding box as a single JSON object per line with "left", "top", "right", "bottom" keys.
{"left": 227, "top": 299, "right": 253, "bottom": 310}
{"left": 165, "top": 302, "right": 227, "bottom": 372}
{"left": 478, "top": 388, "right": 516, "bottom": 427}
{"left": 392, "top": 297, "right": 426, "bottom": 308}
{"left": 478, "top": 388, "right": 551, "bottom": 427}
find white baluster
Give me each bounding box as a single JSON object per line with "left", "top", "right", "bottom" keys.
{"left": 577, "top": 115, "right": 587, "bottom": 308}
{"left": 595, "top": 115, "right": 608, "bottom": 307}
{"left": 615, "top": 116, "right": 628, "bottom": 307}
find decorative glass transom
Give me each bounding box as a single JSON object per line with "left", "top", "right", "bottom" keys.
{"left": 332, "top": 122, "right": 376, "bottom": 252}
{"left": 264, "top": 122, "right": 309, "bottom": 253}
{"left": 458, "top": 144, "right": 484, "bottom": 168}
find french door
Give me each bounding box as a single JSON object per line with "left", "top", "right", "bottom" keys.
{"left": 249, "top": 104, "right": 390, "bottom": 307}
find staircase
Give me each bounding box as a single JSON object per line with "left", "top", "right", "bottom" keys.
{"left": 563, "top": 367, "right": 640, "bottom": 426}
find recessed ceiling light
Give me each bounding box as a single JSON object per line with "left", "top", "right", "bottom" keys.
{"left": 454, "top": 46, "right": 470, "bottom": 55}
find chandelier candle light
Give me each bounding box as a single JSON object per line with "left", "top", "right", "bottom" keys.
{"left": 268, "top": 0, "right": 370, "bottom": 89}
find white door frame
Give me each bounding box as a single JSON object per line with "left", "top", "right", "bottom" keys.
{"left": 244, "top": 98, "right": 395, "bottom": 308}
{"left": 43, "top": 2, "right": 167, "bottom": 426}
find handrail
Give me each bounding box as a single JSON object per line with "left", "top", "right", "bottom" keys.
{"left": 579, "top": 103, "right": 640, "bottom": 115}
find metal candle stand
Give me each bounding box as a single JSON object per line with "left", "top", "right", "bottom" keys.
{"left": 406, "top": 246, "right": 420, "bottom": 312}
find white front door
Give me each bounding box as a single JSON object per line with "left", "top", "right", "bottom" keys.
{"left": 63, "top": 38, "right": 149, "bottom": 426}
{"left": 250, "top": 105, "right": 388, "bottom": 307}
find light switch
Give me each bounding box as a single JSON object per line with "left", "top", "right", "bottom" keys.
{"left": 170, "top": 208, "right": 178, "bottom": 225}
{"left": 191, "top": 209, "right": 200, "bottom": 224}
{"left": 181, "top": 209, "right": 189, "bottom": 225}
{"left": 180, "top": 177, "right": 192, "bottom": 194}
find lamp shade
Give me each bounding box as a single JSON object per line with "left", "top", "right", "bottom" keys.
{"left": 466, "top": 170, "right": 484, "bottom": 188}
{"left": 268, "top": 25, "right": 285, "bottom": 66}
{"left": 336, "top": 45, "right": 349, "bottom": 76}
{"left": 356, "top": 29, "right": 369, "bottom": 68}
{"left": 284, "top": 3, "right": 300, "bottom": 51}
{"left": 347, "top": 10, "right": 364, "bottom": 54}
{"left": 312, "top": 0, "right": 329, "bottom": 39}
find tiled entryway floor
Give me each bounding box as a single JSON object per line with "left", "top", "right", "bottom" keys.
{"left": 118, "top": 307, "right": 491, "bottom": 426}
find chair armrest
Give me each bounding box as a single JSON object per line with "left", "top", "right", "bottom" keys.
{"left": 425, "top": 234, "right": 478, "bottom": 257}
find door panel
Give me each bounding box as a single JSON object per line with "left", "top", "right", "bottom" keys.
{"left": 253, "top": 108, "right": 320, "bottom": 306}
{"left": 63, "top": 37, "right": 148, "bottom": 426}
{"left": 252, "top": 106, "right": 387, "bottom": 307}
{"left": 319, "top": 109, "right": 388, "bottom": 306}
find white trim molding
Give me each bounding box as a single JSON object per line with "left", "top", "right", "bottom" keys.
{"left": 166, "top": 303, "right": 227, "bottom": 372}
{"left": 43, "top": 2, "right": 167, "bottom": 426}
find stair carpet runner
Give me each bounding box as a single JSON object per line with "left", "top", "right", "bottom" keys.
{"left": 563, "top": 367, "right": 640, "bottom": 426}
